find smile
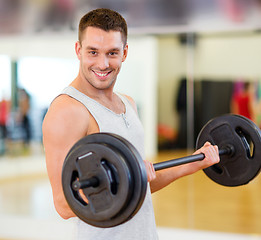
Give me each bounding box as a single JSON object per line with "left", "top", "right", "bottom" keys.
{"left": 93, "top": 71, "right": 112, "bottom": 78}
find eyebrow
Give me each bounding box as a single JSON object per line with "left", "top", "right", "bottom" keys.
{"left": 86, "top": 46, "right": 98, "bottom": 51}
{"left": 109, "top": 48, "right": 121, "bottom": 52}
{"left": 86, "top": 46, "right": 121, "bottom": 52}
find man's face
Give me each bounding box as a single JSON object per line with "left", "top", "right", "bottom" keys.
{"left": 76, "top": 26, "right": 128, "bottom": 91}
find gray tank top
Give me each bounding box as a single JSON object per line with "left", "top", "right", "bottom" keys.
{"left": 61, "top": 86, "right": 158, "bottom": 240}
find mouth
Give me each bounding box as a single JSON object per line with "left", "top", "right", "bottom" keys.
{"left": 92, "top": 70, "right": 112, "bottom": 79}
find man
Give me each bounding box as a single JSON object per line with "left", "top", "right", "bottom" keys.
{"left": 42, "top": 8, "right": 219, "bottom": 240}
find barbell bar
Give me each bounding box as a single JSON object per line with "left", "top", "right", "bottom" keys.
{"left": 72, "top": 146, "right": 234, "bottom": 191}
{"left": 153, "top": 146, "right": 233, "bottom": 171}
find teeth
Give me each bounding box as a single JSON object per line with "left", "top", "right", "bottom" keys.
{"left": 95, "top": 72, "right": 109, "bottom": 77}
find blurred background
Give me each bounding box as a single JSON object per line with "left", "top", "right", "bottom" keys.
{"left": 1, "top": 0, "right": 261, "bottom": 239}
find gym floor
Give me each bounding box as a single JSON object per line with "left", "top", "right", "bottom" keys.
{"left": 0, "top": 143, "right": 261, "bottom": 240}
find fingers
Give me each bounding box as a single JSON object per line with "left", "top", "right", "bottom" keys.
{"left": 203, "top": 141, "right": 211, "bottom": 147}
{"left": 194, "top": 142, "right": 220, "bottom": 168}
{"left": 202, "top": 142, "right": 220, "bottom": 165}
{"left": 143, "top": 160, "right": 156, "bottom": 182}
{"left": 204, "top": 144, "right": 219, "bottom": 164}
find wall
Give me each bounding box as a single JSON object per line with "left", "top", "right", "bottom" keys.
{"left": 157, "top": 36, "right": 186, "bottom": 133}
{"left": 0, "top": 35, "right": 76, "bottom": 59}
{"left": 195, "top": 32, "right": 261, "bottom": 79}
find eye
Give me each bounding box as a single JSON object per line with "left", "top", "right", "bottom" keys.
{"left": 89, "top": 51, "right": 97, "bottom": 55}
{"left": 109, "top": 52, "right": 118, "bottom": 56}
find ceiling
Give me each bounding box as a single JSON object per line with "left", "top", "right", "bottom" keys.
{"left": 0, "top": 0, "right": 261, "bottom": 36}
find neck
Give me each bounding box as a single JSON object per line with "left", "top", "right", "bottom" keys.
{"left": 70, "top": 75, "right": 125, "bottom": 114}
{"left": 71, "top": 74, "right": 115, "bottom": 101}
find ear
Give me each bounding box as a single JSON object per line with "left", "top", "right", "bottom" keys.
{"left": 122, "top": 43, "right": 128, "bottom": 62}
{"left": 75, "top": 41, "right": 82, "bottom": 60}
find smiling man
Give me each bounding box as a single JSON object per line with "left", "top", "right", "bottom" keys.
{"left": 76, "top": 26, "right": 127, "bottom": 93}
{"left": 42, "top": 8, "right": 219, "bottom": 240}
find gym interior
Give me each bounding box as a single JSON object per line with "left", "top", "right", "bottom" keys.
{"left": 1, "top": 1, "right": 261, "bottom": 239}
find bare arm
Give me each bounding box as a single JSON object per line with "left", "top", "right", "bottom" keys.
{"left": 149, "top": 142, "right": 220, "bottom": 193}
{"left": 42, "top": 95, "right": 90, "bottom": 219}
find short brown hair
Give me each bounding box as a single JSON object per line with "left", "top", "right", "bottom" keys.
{"left": 78, "top": 8, "right": 128, "bottom": 46}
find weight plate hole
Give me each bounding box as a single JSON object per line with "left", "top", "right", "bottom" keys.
{"left": 235, "top": 127, "right": 254, "bottom": 158}
{"left": 210, "top": 164, "right": 223, "bottom": 175}
{"left": 71, "top": 171, "right": 88, "bottom": 206}
{"left": 101, "top": 160, "right": 119, "bottom": 195}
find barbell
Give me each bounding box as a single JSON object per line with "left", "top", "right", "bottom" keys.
{"left": 62, "top": 114, "right": 261, "bottom": 228}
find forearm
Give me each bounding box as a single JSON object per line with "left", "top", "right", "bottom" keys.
{"left": 47, "top": 165, "right": 77, "bottom": 219}
{"left": 150, "top": 164, "right": 193, "bottom": 193}
{"left": 150, "top": 154, "right": 215, "bottom": 193}
{"left": 53, "top": 192, "right": 76, "bottom": 219}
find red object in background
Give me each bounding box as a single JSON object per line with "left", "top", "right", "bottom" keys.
{"left": 233, "top": 93, "right": 252, "bottom": 120}
{"left": 0, "top": 100, "right": 8, "bottom": 125}
{"left": 157, "top": 124, "right": 177, "bottom": 141}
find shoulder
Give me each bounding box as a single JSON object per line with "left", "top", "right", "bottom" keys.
{"left": 121, "top": 94, "right": 138, "bottom": 113}
{"left": 46, "top": 94, "right": 89, "bottom": 123}
{"left": 42, "top": 94, "right": 90, "bottom": 141}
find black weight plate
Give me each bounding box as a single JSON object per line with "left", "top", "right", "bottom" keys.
{"left": 63, "top": 143, "right": 132, "bottom": 225}
{"left": 108, "top": 134, "right": 148, "bottom": 223}
{"left": 196, "top": 114, "right": 261, "bottom": 186}
{"left": 62, "top": 133, "right": 148, "bottom": 227}
{"left": 83, "top": 133, "right": 148, "bottom": 226}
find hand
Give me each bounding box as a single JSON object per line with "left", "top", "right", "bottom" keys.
{"left": 143, "top": 160, "right": 156, "bottom": 182}
{"left": 193, "top": 141, "right": 220, "bottom": 169}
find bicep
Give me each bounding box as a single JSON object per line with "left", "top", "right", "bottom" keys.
{"left": 42, "top": 100, "right": 89, "bottom": 217}
{"left": 43, "top": 103, "right": 88, "bottom": 185}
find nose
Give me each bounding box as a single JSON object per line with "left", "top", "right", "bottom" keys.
{"left": 97, "top": 54, "right": 109, "bottom": 70}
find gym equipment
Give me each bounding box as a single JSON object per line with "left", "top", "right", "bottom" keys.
{"left": 196, "top": 114, "right": 261, "bottom": 186}
{"left": 62, "top": 133, "right": 147, "bottom": 228}
{"left": 62, "top": 114, "right": 261, "bottom": 228}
